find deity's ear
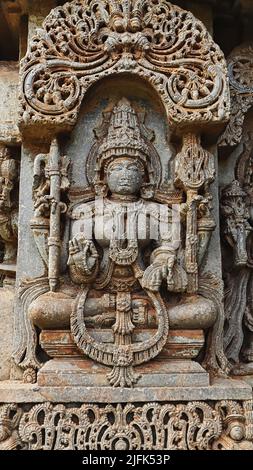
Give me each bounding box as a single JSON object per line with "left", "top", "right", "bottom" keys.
{"left": 94, "top": 181, "right": 108, "bottom": 197}
{"left": 140, "top": 183, "right": 155, "bottom": 200}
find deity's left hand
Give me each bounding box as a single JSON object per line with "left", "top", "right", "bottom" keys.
{"left": 142, "top": 262, "right": 168, "bottom": 292}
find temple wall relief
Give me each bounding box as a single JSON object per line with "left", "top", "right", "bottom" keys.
{"left": 0, "top": 0, "right": 253, "bottom": 451}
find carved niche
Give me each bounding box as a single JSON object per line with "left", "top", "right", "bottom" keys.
{"left": 14, "top": 0, "right": 230, "bottom": 390}
{"left": 218, "top": 42, "right": 253, "bottom": 376}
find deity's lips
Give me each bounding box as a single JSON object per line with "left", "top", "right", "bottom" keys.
{"left": 118, "top": 180, "right": 132, "bottom": 186}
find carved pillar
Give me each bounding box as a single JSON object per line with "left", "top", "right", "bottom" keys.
{"left": 175, "top": 133, "right": 215, "bottom": 292}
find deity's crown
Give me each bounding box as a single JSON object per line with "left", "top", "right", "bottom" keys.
{"left": 222, "top": 180, "right": 247, "bottom": 199}
{"left": 97, "top": 98, "right": 151, "bottom": 172}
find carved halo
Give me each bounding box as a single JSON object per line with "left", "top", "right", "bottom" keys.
{"left": 19, "top": 0, "right": 230, "bottom": 135}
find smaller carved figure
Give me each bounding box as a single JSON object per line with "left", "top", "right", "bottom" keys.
{"left": 0, "top": 145, "right": 19, "bottom": 264}
{"left": 0, "top": 404, "right": 22, "bottom": 450}
{"left": 222, "top": 134, "right": 253, "bottom": 375}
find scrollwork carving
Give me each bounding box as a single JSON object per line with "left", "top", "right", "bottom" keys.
{"left": 219, "top": 44, "right": 253, "bottom": 147}
{"left": 0, "top": 404, "right": 22, "bottom": 450}
{"left": 0, "top": 400, "right": 251, "bottom": 450}
{"left": 19, "top": 0, "right": 229, "bottom": 133}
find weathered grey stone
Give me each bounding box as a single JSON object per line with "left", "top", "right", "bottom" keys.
{"left": 0, "top": 286, "right": 14, "bottom": 380}
{"left": 0, "top": 62, "right": 20, "bottom": 145}
{"left": 0, "top": 378, "right": 251, "bottom": 403}
{"left": 37, "top": 358, "right": 210, "bottom": 388}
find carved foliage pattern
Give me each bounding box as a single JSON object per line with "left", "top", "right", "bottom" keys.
{"left": 20, "top": 0, "right": 229, "bottom": 130}
{"left": 219, "top": 45, "right": 253, "bottom": 146}
{"left": 0, "top": 401, "right": 252, "bottom": 451}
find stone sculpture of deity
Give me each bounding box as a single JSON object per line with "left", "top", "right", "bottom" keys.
{"left": 17, "top": 98, "right": 219, "bottom": 387}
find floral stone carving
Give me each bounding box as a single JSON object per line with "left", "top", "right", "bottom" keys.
{"left": 19, "top": 0, "right": 229, "bottom": 135}
{"left": 0, "top": 401, "right": 252, "bottom": 450}
{"left": 219, "top": 44, "right": 253, "bottom": 147}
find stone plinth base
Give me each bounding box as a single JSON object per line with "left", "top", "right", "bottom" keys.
{"left": 0, "top": 379, "right": 252, "bottom": 450}
{"left": 40, "top": 329, "right": 205, "bottom": 360}
{"left": 37, "top": 357, "right": 210, "bottom": 388}
{"left": 0, "top": 377, "right": 251, "bottom": 402}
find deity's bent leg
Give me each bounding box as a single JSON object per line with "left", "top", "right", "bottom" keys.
{"left": 168, "top": 295, "right": 217, "bottom": 330}
{"left": 29, "top": 291, "right": 76, "bottom": 330}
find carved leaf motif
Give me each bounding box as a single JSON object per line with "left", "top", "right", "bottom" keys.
{"left": 19, "top": 0, "right": 229, "bottom": 130}
{"left": 219, "top": 44, "right": 253, "bottom": 147}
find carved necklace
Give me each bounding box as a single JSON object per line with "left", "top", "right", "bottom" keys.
{"left": 107, "top": 199, "right": 141, "bottom": 265}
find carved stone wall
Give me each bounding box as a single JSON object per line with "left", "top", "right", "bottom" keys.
{"left": 1, "top": 0, "right": 253, "bottom": 453}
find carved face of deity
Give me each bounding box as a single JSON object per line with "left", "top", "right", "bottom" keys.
{"left": 106, "top": 157, "right": 143, "bottom": 196}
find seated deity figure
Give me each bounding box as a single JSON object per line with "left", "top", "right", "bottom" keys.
{"left": 29, "top": 98, "right": 217, "bottom": 387}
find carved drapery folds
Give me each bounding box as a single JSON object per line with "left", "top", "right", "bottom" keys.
{"left": 0, "top": 401, "right": 252, "bottom": 451}
{"left": 19, "top": 0, "right": 229, "bottom": 134}
{"left": 219, "top": 44, "right": 253, "bottom": 147}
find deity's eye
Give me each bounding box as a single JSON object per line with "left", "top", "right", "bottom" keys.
{"left": 108, "top": 164, "right": 123, "bottom": 174}
{"left": 126, "top": 164, "right": 140, "bottom": 172}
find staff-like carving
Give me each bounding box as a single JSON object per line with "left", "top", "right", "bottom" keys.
{"left": 30, "top": 140, "right": 70, "bottom": 278}
{"left": 175, "top": 133, "right": 215, "bottom": 292}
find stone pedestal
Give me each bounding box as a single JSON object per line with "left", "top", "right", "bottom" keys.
{"left": 40, "top": 329, "right": 205, "bottom": 360}
{"left": 0, "top": 379, "right": 252, "bottom": 450}
{"left": 37, "top": 357, "right": 210, "bottom": 388}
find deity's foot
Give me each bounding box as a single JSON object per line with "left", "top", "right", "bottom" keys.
{"left": 232, "top": 362, "right": 253, "bottom": 376}
{"left": 107, "top": 366, "right": 140, "bottom": 388}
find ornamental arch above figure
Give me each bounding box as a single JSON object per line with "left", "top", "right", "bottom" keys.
{"left": 14, "top": 0, "right": 230, "bottom": 387}
{"left": 19, "top": 0, "right": 230, "bottom": 135}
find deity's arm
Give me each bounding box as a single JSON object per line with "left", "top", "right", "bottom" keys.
{"left": 142, "top": 203, "right": 187, "bottom": 292}
{"left": 67, "top": 204, "right": 99, "bottom": 285}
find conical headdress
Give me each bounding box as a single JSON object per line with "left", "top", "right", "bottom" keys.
{"left": 97, "top": 98, "right": 150, "bottom": 172}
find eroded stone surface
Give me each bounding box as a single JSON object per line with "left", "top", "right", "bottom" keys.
{"left": 0, "top": 62, "right": 20, "bottom": 144}
{"left": 0, "top": 287, "right": 14, "bottom": 380}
